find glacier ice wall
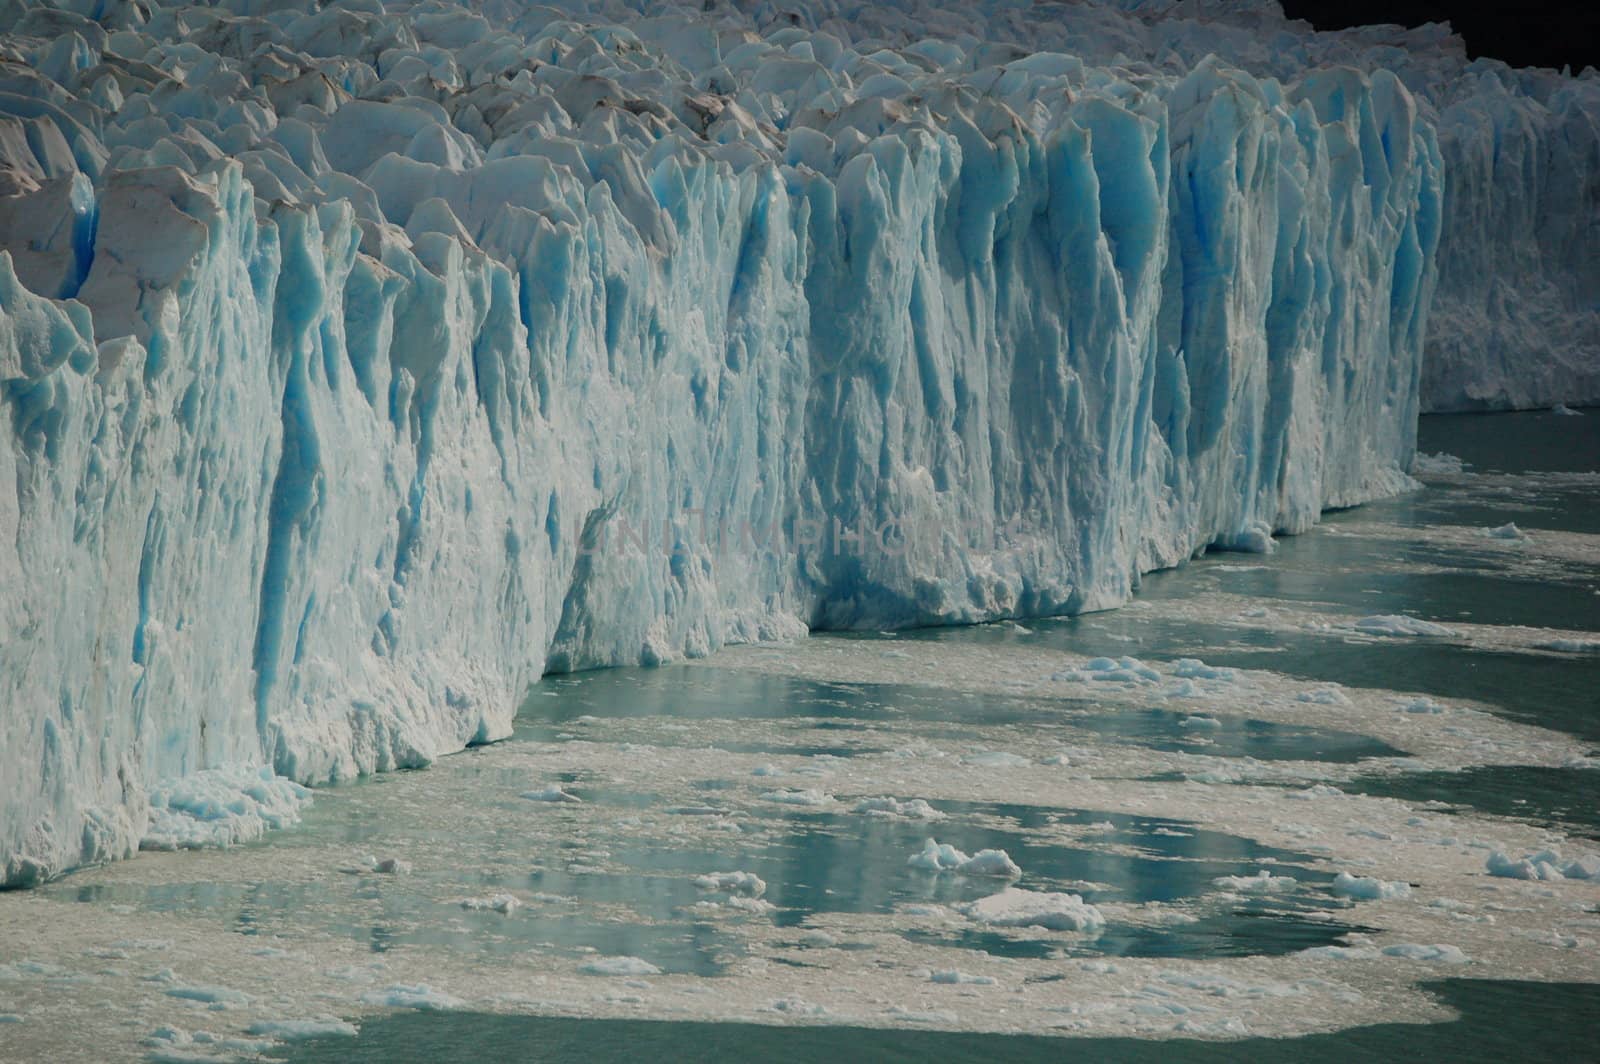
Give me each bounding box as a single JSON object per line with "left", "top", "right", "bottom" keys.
{"left": 1423, "top": 67, "right": 1600, "bottom": 410}
{"left": 679, "top": 0, "right": 1595, "bottom": 411}
{"left": 0, "top": 0, "right": 1448, "bottom": 884}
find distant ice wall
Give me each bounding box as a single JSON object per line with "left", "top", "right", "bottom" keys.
{"left": 1423, "top": 68, "right": 1600, "bottom": 410}
{"left": 2, "top": 0, "right": 1443, "bottom": 884}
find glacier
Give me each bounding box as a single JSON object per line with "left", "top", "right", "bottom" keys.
{"left": 0, "top": 0, "right": 1586, "bottom": 887}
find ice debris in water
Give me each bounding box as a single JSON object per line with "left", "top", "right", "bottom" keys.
{"left": 359, "top": 985, "right": 466, "bottom": 1010}
{"left": 1052, "top": 657, "right": 1163, "bottom": 684}
{"left": 521, "top": 785, "right": 582, "bottom": 804}
{"left": 1353, "top": 615, "right": 1457, "bottom": 638}
{"left": 140, "top": 767, "right": 312, "bottom": 853}
{"left": 1537, "top": 638, "right": 1600, "bottom": 653}
{"left": 1481, "top": 523, "right": 1528, "bottom": 541}
{"left": 929, "top": 970, "right": 997, "bottom": 986}
{"left": 1171, "top": 659, "right": 1235, "bottom": 681}
{"left": 1552, "top": 404, "right": 1585, "bottom": 416}
{"left": 245, "top": 1019, "right": 360, "bottom": 1041}
{"left": 852, "top": 797, "right": 946, "bottom": 820}
{"left": 692, "top": 871, "right": 767, "bottom": 897}
{"left": 958, "top": 889, "right": 1106, "bottom": 933}
{"left": 1332, "top": 872, "right": 1413, "bottom": 901}
{"left": 1410, "top": 453, "right": 1468, "bottom": 475}
{"left": 908, "top": 839, "right": 1022, "bottom": 878}
{"left": 1213, "top": 870, "right": 1299, "bottom": 894}
{"left": 760, "top": 789, "right": 835, "bottom": 807}
{"left": 459, "top": 894, "right": 520, "bottom": 914}
{"left": 1486, "top": 851, "right": 1600, "bottom": 881}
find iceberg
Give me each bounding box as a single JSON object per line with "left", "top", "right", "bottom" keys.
{"left": 0, "top": 0, "right": 1583, "bottom": 886}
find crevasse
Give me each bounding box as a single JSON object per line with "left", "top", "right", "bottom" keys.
{"left": 0, "top": 0, "right": 1456, "bottom": 885}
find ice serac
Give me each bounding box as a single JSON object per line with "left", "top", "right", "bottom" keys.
{"left": 1, "top": 0, "right": 1444, "bottom": 884}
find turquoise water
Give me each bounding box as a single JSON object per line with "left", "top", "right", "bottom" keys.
{"left": 520, "top": 667, "right": 1405, "bottom": 760}
{"left": 49, "top": 782, "right": 1362, "bottom": 973}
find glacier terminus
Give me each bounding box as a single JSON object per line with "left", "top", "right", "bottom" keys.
{"left": 0, "top": 0, "right": 1595, "bottom": 896}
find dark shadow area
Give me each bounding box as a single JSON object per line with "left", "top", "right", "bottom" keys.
{"left": 271, "top": 979, "right": 1600, "bottom": 1062}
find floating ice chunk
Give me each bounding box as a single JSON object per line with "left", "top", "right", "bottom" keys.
{"left": 1332, "top": 873, "right": 1413, "bottom": 900}
{"left": 1552, "top": 404, "right": 1584, "bottom": 416}
{"left": 521, "top": 785, "right": 582, "bottom": 804}
{"left": 692, "top": 871, "right": 767, "bottom": 897}
{"left": 760, "top": 788, "right": 834, "bottom": 807}
{"left": 1353, "top": 615, "right": 1456, "bottom": 638}
{"left": 1296, "top": 688, "right": 1352, "bottom": 706}
{"left": 1052, "top": 657, "right": 1161, "bottom": 684}
{"left": 797, "top": 930, "right": 837, "bottom": 947}
{"left": 141, "top": 766, "right": 312, "bottom": 853}
{"left": 768, "top": 997, "right": 828, "bottom": 1016}
{"left": 459, "top": 894, "right": 519, "bottom": 914}
{"left": 580, "top": 957, "right": 662, "bottom": 977}
{"left": 852, "top": 797, "right": 945, "bottom": 820}
{"left": 1487, "top": 850, "right": 1599, "bottom": 881}
{"left": 1172, "top": 659, "right": 1235, "bottom": 681}
{"left": 750, "top": 764, "right": 782, "bottom": 777}
{"left": 958, "top": 888, "right": 1105, "bottom": 932}
{"left": 961, "top": 850, "right": 1025, "bottom": 878}
{"left": 1481, "top": 523, "right": 1527, "bottom": 541}
{"left": 359, "top": 984, "right": 465, "bottom": 1009}
{"left": 906, "top": 840, "right": 974, "bottom": 872}
{"left": 1563, "top": 855, "right": 1600, "bottom": 879}
{"left": 692, "top": 895, "right": 775, "bottom": 915}
{"left": 1381, "top": 944, "right": 1469, "bottom": 963}
{"left": 1397, "top": 697, "right": 1446, "bottom": 714}
{"left": 930, "top": 970, "right": 996, "bottom": 985}
{"left": 1536, "top": 638, "right": 1600, "bottom": 653}
{"left": 1411, "top": 452, "right": 1467, "bottom": 475}
{"left": 1213, "top": 870, "right": 1298, "bottom": 894}
{"left": 1179, "top": 715, "right": 1222, "bottom": 730}
{"left": 245, "top": 1019, "right": 359, "bottom": 1041}
{"left": 907, "top": 839, "right": 1020, "bottom": 878}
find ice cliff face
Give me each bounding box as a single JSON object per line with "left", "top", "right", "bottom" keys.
{"left": 0, "top": 0, "right": 1473, "bottom": 885}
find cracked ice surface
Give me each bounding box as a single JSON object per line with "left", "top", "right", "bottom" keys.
{"left": 0, "top": 0, "right": 1477, "bottom": 885}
